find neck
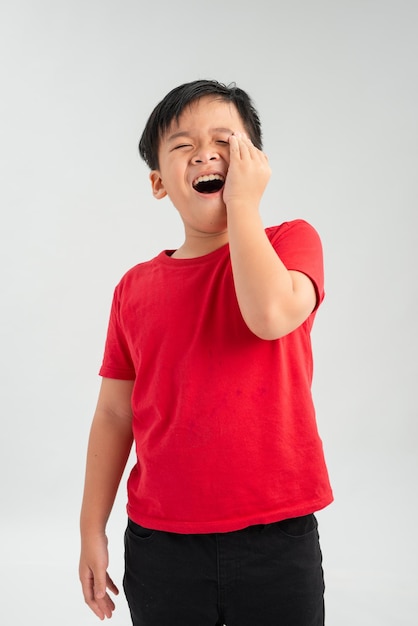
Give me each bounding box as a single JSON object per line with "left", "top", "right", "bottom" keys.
{"left": 171, "top": 231, "right": 229, "bottom": 259}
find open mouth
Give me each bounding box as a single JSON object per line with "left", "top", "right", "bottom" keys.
{"left": 192, "top": 174, "right": 225, "bottom": 194}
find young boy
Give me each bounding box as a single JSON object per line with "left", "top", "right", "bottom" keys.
{"left": 79, "top": 79, "right": 333, "bottom": 626}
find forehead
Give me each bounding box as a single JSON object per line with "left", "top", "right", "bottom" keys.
{"left": 163, "top": 96, "right": 245, "bottom": 139}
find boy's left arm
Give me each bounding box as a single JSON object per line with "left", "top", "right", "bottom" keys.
{"left": 225, "top": 133, "right": 317, "bottom": 341}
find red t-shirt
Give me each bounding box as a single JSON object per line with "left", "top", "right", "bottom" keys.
{"left": 100, "top": 220, "right": 333, "bottom": 533}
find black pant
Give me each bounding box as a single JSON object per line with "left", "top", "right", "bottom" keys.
{"left": 123, "top": 514, "right": 325, "bottom": 625}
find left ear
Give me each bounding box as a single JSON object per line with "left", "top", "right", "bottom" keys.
{"left": 150, "top": 170, "right": 167, "bottom": 199}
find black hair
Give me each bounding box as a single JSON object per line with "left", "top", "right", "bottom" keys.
{"left": 138, "top": 79, "right": 263, "bottom": 170}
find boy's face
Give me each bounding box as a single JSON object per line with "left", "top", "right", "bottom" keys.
{"left": 150, "top": 96, "right": 248, "bottom": 241}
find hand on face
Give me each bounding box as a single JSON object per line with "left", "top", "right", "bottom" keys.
{"left": 222, "top": 133, "right": 271, "bottom": 211}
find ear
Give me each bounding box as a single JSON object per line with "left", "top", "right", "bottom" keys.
{"left": 150, "top": 170, "right": 167, "bottom": 199}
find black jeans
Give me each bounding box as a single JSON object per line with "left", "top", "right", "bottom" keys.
{"left": 123, "top": 514, "right": 325, "bottom": 626}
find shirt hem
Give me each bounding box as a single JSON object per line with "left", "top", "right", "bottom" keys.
{"left": 126, "top": 494, "right": 334, "bottom": 535}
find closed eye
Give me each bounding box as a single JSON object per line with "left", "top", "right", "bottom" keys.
{"left": 172, "top": 144, "right": 192, "bottom": 150}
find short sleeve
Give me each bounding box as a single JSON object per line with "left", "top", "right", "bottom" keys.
{"left": 99, "top": 285, "right": 136, "bottom": 380}
{"left": 266, "top": 220, "right": 325, "bottom": 310}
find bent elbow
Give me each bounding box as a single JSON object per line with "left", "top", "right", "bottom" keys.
{"left": 243, "top": 310, "right": 289, "bottom": 341}
{"left": 251, "top": 326, "right": 288, "bottom": 341}
{"left": 243, "top": 306, "right": 308, "bottom": 341}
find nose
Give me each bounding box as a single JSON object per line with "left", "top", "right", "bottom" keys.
{"left": 191, "top": 147, "right": 220, "bottom": 164}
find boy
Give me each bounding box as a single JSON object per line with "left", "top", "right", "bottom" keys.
{"left": 79, "top": 79, "right": 333, "bottom": 625}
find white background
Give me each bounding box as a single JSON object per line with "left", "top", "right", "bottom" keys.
{"left": 1, "top": 1, "right": 417, "bottom": 624}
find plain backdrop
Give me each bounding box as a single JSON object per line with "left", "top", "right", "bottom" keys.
{"left": 1, "top": 1, "right": 417, "bottom": 624}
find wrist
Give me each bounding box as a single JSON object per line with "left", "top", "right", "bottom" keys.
{"left": 226, "top": 202, "right": 264, "bottom": 231}
{"left": 80, "top": 512, "right": 108, "bottom": 538}
{"left": 226, "top": 200, "right": 261, "bottom": 218}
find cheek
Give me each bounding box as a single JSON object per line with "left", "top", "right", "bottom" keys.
{"left": 168, "top": 162, "right": 187, "bottom": 180}
{"left": 220, "top": 149, "right": 230, "bottom": 166}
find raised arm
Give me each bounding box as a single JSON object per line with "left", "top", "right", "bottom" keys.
{"left": 224, "top": 133, "right": 317, "bottom": 340}
{"left": 79, "top": 377, "right": 134, "bottom": 620}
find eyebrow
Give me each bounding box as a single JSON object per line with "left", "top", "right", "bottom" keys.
{"left": 167, "top": 127, "right": 233, "bottom": 142}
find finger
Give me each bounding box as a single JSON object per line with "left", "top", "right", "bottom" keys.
{"left": 242, "top": 134, "right": 268, "bottom": 161}
{"left": 228, "top": 133, "right": 240, "bottom": 155}
{"left": 238, "top": 133, "right": 258, "bottom": 159}
{"left": 81, "top": 574, "right": 107, "bottom": 620}
{"left": 94, "top": 573, "right": 118, "bottom": 619}
{"left": 93, "top": 569, "right": 108, "bottom": 600}
{"left": 228, "top": 133, "right": 249, "bottom": 161}
{"left": 106, "top": 572, "right": 119, "bottom": 595}
{"left": 80, "top": 571, "right": 95, "bottom": 605}
{"left": 96, "top": 593, "right": 116, "bottom": 620}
